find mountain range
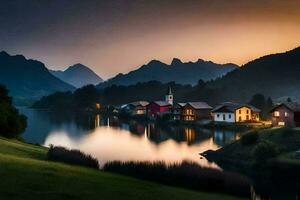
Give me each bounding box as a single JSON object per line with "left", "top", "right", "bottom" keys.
{"left": 203, "top": 46, "right": 300, "bottom": 102}
{"left": 0, "top": 51, "right": 75, "bottom": 104}
{"left": 98, "top": 59, "right": 238, "bottom": 88}
{"left": 50, "top": 63, "right": 103, "bottom": 88}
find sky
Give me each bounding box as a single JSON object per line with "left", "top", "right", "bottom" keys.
{"left": 0, "top": 0, "right": 300, "bottom": 79}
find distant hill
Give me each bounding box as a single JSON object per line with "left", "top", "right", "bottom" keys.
{"left": 0, "top": 51, "right": 75, "bottom": 105}
{"left": 98, "top": 59, "right": 238, "bottom": 88}
{"left": 50, "top": 63, "right": 103, "bottom": 88}
{"left": 200, "top": 46, "right": 300, "bottom": 102}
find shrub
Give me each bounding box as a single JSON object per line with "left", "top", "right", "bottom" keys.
{"left": 241, "top": 131, "right": 259, "bottom": 145}
{"left": 281, "top": 128, "right": 295, "bottom": 137}
{"left": 103, "top": 160, "right": 250, "bottom": 197}
{"left": 252, "top": 140, "right": 280, "bottom": 163}
{"left": 0, "top": 85, "right": 27, "bottom": 138}
{"left": 47, "top": 145, "right": 99, "bottom": 169}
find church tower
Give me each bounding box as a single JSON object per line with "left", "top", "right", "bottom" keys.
{"left": 165, "top": 86, "right": 173, "bottom": 105}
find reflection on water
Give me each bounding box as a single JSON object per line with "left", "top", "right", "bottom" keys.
{"left": 20, "top": 108, "right": 242, "bottom": 167}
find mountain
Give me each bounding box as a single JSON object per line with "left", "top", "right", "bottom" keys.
{"left": 199, "top": 46, "right": 300, "bottom": 102}
{"left": 0, "top": 51, "right": 75, "bottom": 104}
{"left": 50, "top": 64, "right": 103, "bottom": 88}
{"left": 97, "top": 59, "right": 238, "bottom": 88}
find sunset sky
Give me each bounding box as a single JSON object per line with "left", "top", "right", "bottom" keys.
{"left": 1, "top": 0, "right": 300, "bottom": 79}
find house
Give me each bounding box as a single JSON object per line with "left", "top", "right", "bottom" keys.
{"left": 122, "top": 101, "right": 149, "bottom": 115}
{"left": 212, "top": 102, "right": 260, "bottom": 123}
{"left": 147, "top": 86, "right": 173, "bottom": 117}
{"left": 147, "top": 101, "right": 172, "bottom": 117}
{"left": 181, "top": 102, "right": 212, "bottom": 121}
{"left": 269, "top": 102, "right": 300, "bottom": 127}
{"left": 172, "top": 103, "right": 186, "bottom": 120}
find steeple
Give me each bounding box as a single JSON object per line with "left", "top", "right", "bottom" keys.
{"left": 165, "top": 86, "right": 173, "bottom": 105}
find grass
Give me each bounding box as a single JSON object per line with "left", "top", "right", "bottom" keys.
{"left": 0, "top": 137, "right": 245, "bottom": 200}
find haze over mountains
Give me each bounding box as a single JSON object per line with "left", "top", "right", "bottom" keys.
{"left": 98, "top": 59, "right": 238, "bottom": 88}
{"left": 0, "top": 51, "right": 75, "bottom": 104}
{"left": 50, "top": 64, "right": 103, "bottom": 88}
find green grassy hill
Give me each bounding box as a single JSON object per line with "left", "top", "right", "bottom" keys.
{"left": 0, "top": 137, "right": 244, "bottom": 200}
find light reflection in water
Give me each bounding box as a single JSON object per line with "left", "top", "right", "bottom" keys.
{"left": 44, "top": 125, "right": 221, "bottom": 168}
{"left": 19, "top": 108, "right": 242, "bottom": 169}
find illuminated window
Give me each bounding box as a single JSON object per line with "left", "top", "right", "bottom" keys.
{"left": 278, "top": 122, "right": 285, "bottom": 126}
{"left": 95, "top": 103, "right": 101, "bottom": 109}
{"left": 274, "top": 111, "right": 280, "bottom": 117}
{"left": 285, "top": 112, "right": 288, "bottom": 117}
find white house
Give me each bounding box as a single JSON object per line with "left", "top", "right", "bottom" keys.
{"left": 212, "top": 102, "right": 260, "bottom": 123}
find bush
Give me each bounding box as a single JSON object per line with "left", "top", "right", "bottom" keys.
{"left": 103, "top": 161, "right": 250, "bottom": 197}
{"left": 47, "top": 145, "right": 99, "bottom": 169}
{"left": 241, "top": 131, "right": 259, "bottom": 145}
{"left": 252, "top": 140, "right": 280, "bottom": 163}
{"left": 0, "top": 85, "right": 27, "bottom": 138}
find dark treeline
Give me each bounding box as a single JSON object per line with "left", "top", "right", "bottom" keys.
{"left": 103, "top": 160, "right": 251, "bottom": 197}
{"left": 32, "top": 81, "right": 275, "bottom": 118}
{"left": 0, "top": 85, "right": 27, "bottom": 138}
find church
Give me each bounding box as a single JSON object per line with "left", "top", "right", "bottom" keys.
{"left": 147, "top": 87, "right": 174, "bottom": 117}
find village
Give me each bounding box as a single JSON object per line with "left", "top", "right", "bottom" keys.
{"left": 119, "top": 87, "right": 300, "bottom": 127}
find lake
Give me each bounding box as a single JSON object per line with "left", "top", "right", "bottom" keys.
{"left": 19, "top": 108, "right": 299, "bottom": 199}
{"left": 20, "top": 108, "right": 242, "bottom": 168}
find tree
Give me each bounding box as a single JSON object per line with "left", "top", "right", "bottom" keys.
{"left": 73, "top": 85, "right": 100, "bottom": 109}
{"left": 197, "top": 79, "right": 206, "bottom": 89}
{"left": 0, "top": 85, "right": 27, "bottom": 138}
{"left": 248, "top": 94, "right": 266, "bottom": 110}
{"left": 265, "top": 97, "right": 274, "bottom": 112}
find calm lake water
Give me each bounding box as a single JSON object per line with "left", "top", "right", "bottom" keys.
{"left": 20, "top": 108, "right": 242, "bottom": 168}
{"left": 19, "top": 108, "right": 299, "bottom": 199}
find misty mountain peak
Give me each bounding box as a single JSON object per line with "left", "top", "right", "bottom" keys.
{"left": 50, "top": 63, "right": 103, "bottom": 88}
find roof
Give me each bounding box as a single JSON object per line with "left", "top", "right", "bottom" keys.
{"left": 212, "top": 102, "right": 261, "bottom": 113}
{"left": 185, "top": 102, "right": 212, "bottom": 110}
{"left": 270, "top": 102, "right": 300, "bottom": 112}
{"left": 128, "top": 101, "right": 149, "bottom": 107}
{"left": 152, "top": 101, "right": 171, "bottom": 107}
{"left": 177, "top": 103, "right": 187, "bottom": 107}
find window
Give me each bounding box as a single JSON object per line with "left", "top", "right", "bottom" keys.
{"left": 239, "top": 110, "right": 241, "bottom": 114}
{"left": 246, "top": 110, "right": 249, "bottom": 114}
{"left": 217, "top": 114, "right": 220, "bottom": 118}
{"left": 285, "top": 112, "right": 288, "bottom": 117}
{"left": 246, "top": 115, "right": 249, "bottom": 120}
{"left": 239, "top": 116, "right": 242, "bottom": 122}
{"left": 278, "top": 122, "right": 285, "bottom": 126}
{"left": 228, "top": 114, "right": 231, "bottom": 119}
{"left": 274, "top": 111, "right": 280, "bottom": 117}
{"left": 223, "top": 114, "right": 226, "bottom": 121}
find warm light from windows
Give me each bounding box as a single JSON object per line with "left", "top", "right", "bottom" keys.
{"left": 96, "top": 103, "right": 101, "bottom": 109}
{"left": 285, "top": 112, "right": 288, "bottom": 117}
{"left": 278, "top": 122, "right": 285, "bottom": 126}
{"left": 274, "top": 111, "right": 280, "bottom": 117}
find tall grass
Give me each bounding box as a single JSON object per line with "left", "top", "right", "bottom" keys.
{"left": 47, "top": 145, "right": 99, "bottom": 169}
{"left": 103, "top": 160, "right": 251, "bottom": 197}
